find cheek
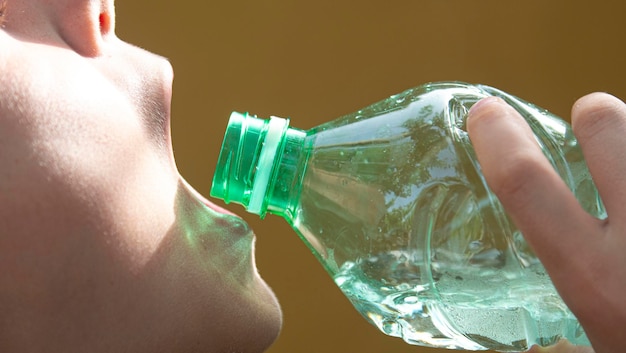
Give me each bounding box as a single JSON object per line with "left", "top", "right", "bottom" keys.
{"left": 0, "top": 137, "right": 182, "bottom": 342}
{"left": 0, "top": 116, "right": 178, "bottom": 281}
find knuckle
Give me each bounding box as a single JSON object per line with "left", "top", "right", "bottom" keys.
{"left": 487, "top": 152, "right": 547, "bottom": 210}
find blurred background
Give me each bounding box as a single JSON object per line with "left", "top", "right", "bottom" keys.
{"left": 117, "top": 1, "right": 626, "bottom": 352}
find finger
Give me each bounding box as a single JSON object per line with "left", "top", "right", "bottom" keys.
{"left": 466, "top": 97, "right": 599, "bottom": 272}
{"left": 571, "top": 92, "right": 626, "bottom": 222}
{"left": 527, "top": 339, "right": 595, "bottom": 353}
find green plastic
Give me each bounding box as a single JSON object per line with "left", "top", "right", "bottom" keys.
{"left": 211, "top": 112, "right": 306, "bottom": 217}
{"left": 210, "top": 82, "right": 604, "bottom": 351}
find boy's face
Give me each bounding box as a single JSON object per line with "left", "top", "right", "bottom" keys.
{"left": 0, "top": 1, "right": 281, "bottom": 351}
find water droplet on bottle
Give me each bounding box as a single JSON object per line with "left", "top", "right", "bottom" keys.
{"left": 468, "top": 240, "right": 483, "bottom": 251}
{"left": 403, "top": 295, "right": 419, "bottom": 304}
{"left": 396, "top": 283, "right": 412, "bottom": 291}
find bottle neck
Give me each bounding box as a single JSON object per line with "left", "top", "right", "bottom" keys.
{"left": 264, "top": 126, "right": 307, "bottom": 219}
{"left": 246, "top": 116, "right": 291, "bottom": 215}
{"left": 210, "top": 112, "right": 307, "bottom": 219}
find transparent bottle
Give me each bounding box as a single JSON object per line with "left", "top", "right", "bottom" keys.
{"left": 210, "top": 82, "right": 604, "bottom": 351}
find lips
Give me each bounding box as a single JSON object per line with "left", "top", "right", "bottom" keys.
{"left": 180, "top": 177, "right": 238, "bottom": 216}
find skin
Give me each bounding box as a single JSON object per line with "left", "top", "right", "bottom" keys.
{"left": 0, "top": 1, "right": 281, "bottom": 352}
{"left": 467, "top": 94, "right": 626, "bottom": 353}
{"left": 527, "top": 340, "right": 595, "bottom": 353}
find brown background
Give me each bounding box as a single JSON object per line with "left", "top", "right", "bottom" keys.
{"left": 117, "top": 1, "right": 626, "bottom": 352}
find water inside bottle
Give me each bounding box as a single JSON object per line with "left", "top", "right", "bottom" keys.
{"left": 334, "top": 251, "right": 587, "bottom": 351}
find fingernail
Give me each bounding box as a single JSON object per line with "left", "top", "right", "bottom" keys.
{"left": 468, "top": 96, "right": 506, "bottom": 118}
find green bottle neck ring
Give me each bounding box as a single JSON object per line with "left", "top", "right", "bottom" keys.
{"left": 247, "top": 116, "right": 290, "bottom": 214}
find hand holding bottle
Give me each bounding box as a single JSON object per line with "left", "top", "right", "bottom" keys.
{"left": 527, "top": 339, "right": 594, "bottom": 353}
{"left": 467, "top": 93, "right": 626, "bottom": 353}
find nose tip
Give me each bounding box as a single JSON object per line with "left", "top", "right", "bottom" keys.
{"left": 99, "top": 12, "right": 111, "bottom": 35}
{"left": 49, "top": 0, "right": 115, "bottom": 57}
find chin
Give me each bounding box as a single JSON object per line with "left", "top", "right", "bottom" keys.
{"left": 244, "top": 275, "right": 284, "bottom": 352}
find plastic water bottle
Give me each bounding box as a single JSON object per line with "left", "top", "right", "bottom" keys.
{"left": 210, "top": 82, "right": 603, "bottom": 351}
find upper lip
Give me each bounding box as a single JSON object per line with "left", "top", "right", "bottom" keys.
{"left": 179, "top": 177, "right": 242, "bottom": 218}
{"left": 179, "top": 176, "right": 256, "bottom": 244}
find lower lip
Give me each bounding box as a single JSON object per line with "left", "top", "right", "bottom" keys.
{"left": 202, "top": 198, "right": 238, "bottom": 216}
